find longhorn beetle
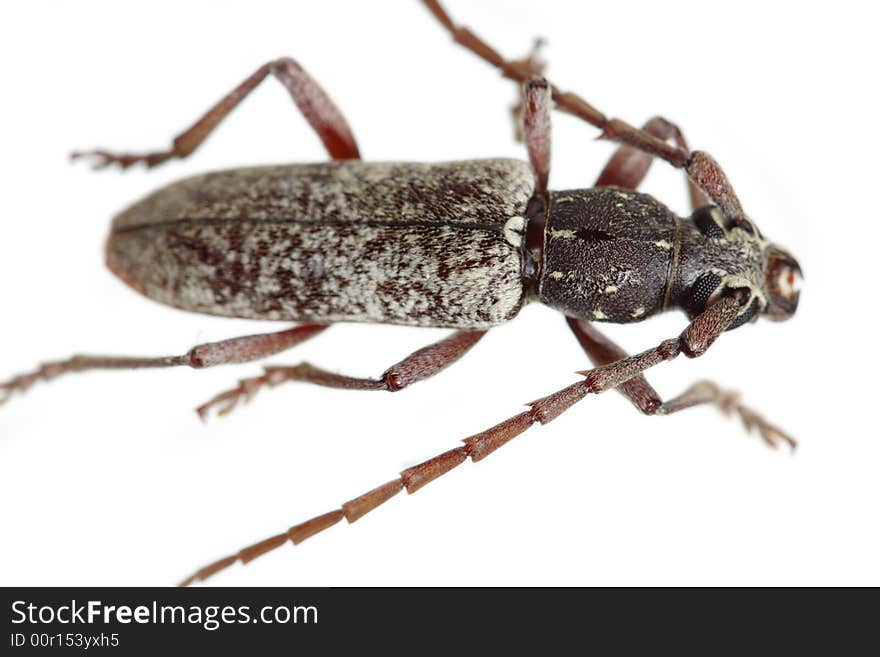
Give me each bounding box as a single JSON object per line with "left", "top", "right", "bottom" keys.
{"left": 0, "top": 0, "right": 801, "bottom": 585}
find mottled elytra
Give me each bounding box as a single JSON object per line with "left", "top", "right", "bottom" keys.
{"left": 0, "top": 0, "right": 802, "bottom": 585}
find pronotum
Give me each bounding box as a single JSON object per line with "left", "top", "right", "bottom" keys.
{"left": 0, "top": 1, "right": 801, "bottom": 585}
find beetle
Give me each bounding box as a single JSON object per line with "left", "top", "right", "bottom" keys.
{"left": 0, "top": 0, "right": 801, "bottom": 585}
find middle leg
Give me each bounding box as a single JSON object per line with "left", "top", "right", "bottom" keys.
{"left": 566, "top": 318, "right": 795, "bottom": 449}
{"left": 197, "top": 329, "right": 487, "bottom": 418}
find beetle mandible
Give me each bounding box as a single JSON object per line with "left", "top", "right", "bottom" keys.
{"left": 0, "top": 0, "right": 801, "bottom": 585}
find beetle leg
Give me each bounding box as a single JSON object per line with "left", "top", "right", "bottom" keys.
{"left": 422, "top": 0, "right": 747, "bottom": 224}
{"left": 0, "top": 324, "right": 327, "bottom": 407}
{"left": 566, "top": 317, "right": 795, "bottom": 450}
{"left": 566, "top": 317, "right": 662, "bottom": 415}
{"left": 71, "top": 57, "right": 359, "bottom": 170}
{"left": 523, "top": 77, "right": 552, "bottom": 197}
{"left": 595, "top": 116, "right": 708, "bottom": 211}
{"left": 572, "top": 121, "right": 792, "bottom": 448}
{"left": 658, "top": 381, "right": 796, "bottom": 450}
{"left": 510, "top": 38, "right": 546, "bottom": 142}
{"left": 196, "top": 329, "right": 486, "bottom": 419}
{"left": 180, "top": 299, "right": 742, "bottom": 585}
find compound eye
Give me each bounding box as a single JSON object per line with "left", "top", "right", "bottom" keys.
{"left": 725, "top": 296, "right": 760, "bottom": 330}
{"left": 691, "top": 205, "right": 727, "bottom": 238}
{"left": 687, "top": 272, "right": 723, "bottom": 317}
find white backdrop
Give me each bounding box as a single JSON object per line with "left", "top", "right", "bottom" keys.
{"left": 0, "top": 0, "right": 875, "bottom": 586}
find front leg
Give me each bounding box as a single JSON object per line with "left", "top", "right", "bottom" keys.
{"left": 658, "top": 381, "right": 796, "bottom": 450}
{"left": 570, "top": 120, "right": 794, "bottom": 449}
{"left": 595, "top": 116, "right": 708, "bottom": 211}
{"left": 567, "top": 318, "right": 795, "bottom": 449}
{"left": 423, "top": 0, "right": 750, "bottom": 227}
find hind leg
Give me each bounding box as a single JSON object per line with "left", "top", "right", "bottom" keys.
{"left": 72, "top": 57, "right": 359, "bottom": 169}
{"left": 566, "top": 318, "right": 795, "bottom": 450}
{"left": 17, "top": 56, "right": 364, "bottom": 408}
{"left": 0, "top": 325, "right": 327, "bottom": 409}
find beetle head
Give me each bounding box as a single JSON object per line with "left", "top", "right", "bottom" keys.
{"left": 678, "top": 205, "right": 801, "bottom": 329}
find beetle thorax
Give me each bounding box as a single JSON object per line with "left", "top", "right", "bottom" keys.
{"left": 536, "top": 187, "right": 678, "bottom": 323}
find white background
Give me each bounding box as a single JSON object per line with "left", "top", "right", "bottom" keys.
{"left": 0, "top": 0, "right": 876, "bottom": 586}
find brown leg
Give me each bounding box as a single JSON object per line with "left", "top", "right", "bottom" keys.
{"left": 0, "top": 324, "right": 327, "bottom": 407}
{"left": 563, "top": 118, "right": 706, "bottom": 415}
{"left": 575, "top": 117, "right": 791, "bottom": 448}
{"left": 523, "top": 77, "right": 552, "bottom": 197}
{"left": 179, "top": 298, "right": 742, "bottom": 585}
{"left": 566, "top": 317, "right": 662, "bottom": 414}
{"left": 510, "top": 38, "right": 546, "bottom": 142}
{"left": 197, "top": 329, "right": 487, "bottom": 418}
{"left": 566, "top": 318, "right": 794, "bottom": 450}
{"left": 422, "top": 0, "right": 749, "bottom": 227}
{"left": 658, "top": 381, "right": 795, "bottom": 450}
{"left": 595, "top": 116, "right": 708, "bottom": 210}
{"left": 71, "top": 57, "right": 360, "bottom": 169}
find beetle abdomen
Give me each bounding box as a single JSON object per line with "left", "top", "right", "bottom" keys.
{"left": 107, "top": 159, "right": 534, "bottom": 328}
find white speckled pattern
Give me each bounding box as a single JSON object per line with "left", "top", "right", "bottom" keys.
{"left": 108, "top": 159, "right": 535, "bottom": 328}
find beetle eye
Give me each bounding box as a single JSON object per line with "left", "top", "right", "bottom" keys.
{"left": 725, "top": 296, "right": 760, "bottom": 330}
{"left": 687, "top": 272, "right": 723, "bottom": 317}
{"left": 691, "top": 205, "right": 726, "bottom": 238}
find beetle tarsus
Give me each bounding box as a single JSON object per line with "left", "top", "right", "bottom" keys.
{"left": 713, "top": 388, "right": 797, "bottom": 451}
{"left": 656, "top": 380, "right": 797, "bottom": 451}
{"left": 0, "top": 326, "right": 327, "bottom": 414}
{"left": 1, "top": 357, "right": 144, "bottom": 404}
{"left": 196, "top": 371, "right": 277, "bottom": 420}
{"left": 0, "top": 371, "right": 35, "bottom": 405}
{"left": 71, "top": 149, "right": 172, "bottom": 170}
